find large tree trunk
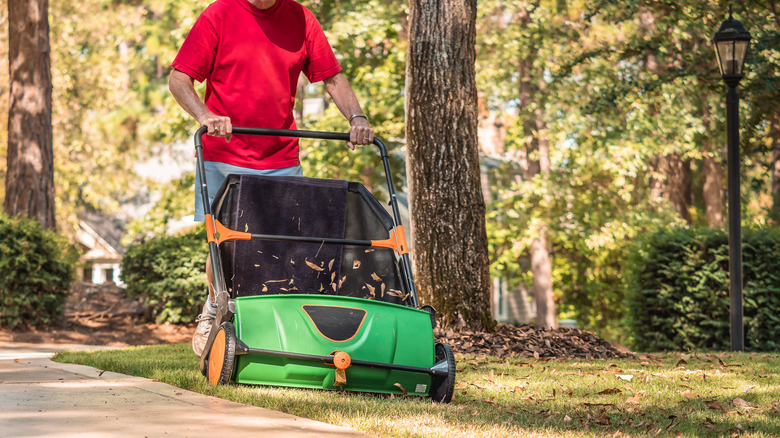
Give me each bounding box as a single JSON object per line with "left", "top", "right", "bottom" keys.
{"left": 4, "top": 0, "right": 55, "bottom": 230}
{"left": 406, "top": 0, "right": 494, "bottom": 331}
{"left": 701, "top": 96, "right": 725, "bottom": 228}
{"left": 771, "top": 111, "right": 780, "bottom": 220}
{"left": 650, "top": 153, "right": 692, "bottom": 223}
{"left": 517, "top": 4, "right": 556, "bottom": 329}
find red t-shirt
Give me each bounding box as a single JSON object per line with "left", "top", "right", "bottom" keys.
{"left": 172, "top": 0, "right": 342, "bottom": 169}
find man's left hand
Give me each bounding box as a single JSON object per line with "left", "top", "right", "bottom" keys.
{"left": 347, "top": 117, "right": 373, "bottom": 150}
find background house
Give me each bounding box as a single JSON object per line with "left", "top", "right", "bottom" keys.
{"left": 75, "top": 212, "right": 126, "bottom": 285}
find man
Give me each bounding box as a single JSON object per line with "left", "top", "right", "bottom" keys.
{"left": 169, "top": 0, "right": 374, "bottom": 356}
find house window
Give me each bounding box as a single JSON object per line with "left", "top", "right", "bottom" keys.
{"left": 83, "top": 267, "right": 93, "bottom": 283}
{"left": 104, "top": 268, "right": 114, "bottom": 284}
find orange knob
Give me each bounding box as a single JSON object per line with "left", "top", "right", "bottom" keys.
{"left": 333, "top": 351, "right": 351, "bottom": 370}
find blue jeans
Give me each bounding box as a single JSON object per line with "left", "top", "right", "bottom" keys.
{"left": 194, "top": 161, "right": 303, "bottom": 222}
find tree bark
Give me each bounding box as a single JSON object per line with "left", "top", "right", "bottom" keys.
{"left": 406, "top": 0, "right": 494, "bottom": 331}
{"left": 700, "top": 97, "right": 725, "bottom": 228}
{"left": 517, "top": 4, "right": 555, "bottom": 329}
{"left": 771, "top": 111, "right": 780, "bottom": 220}
{"left": 650, "top": 154, "right": 692, "bottom": 223}
{"left": 4, "top": 0, "right": 55, "bottom": 230}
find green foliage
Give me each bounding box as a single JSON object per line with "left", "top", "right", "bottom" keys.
{"left": 299, "top": 0, "right": 408, "bottom": 197}
{"left": 0, "top": 214, "right": 76, "bottom": 329}
{"left": 626, "top": 227, "right": 780, "bottom": 352}
{"left": 120, "top": 229, "right": 208, "bottom": 324}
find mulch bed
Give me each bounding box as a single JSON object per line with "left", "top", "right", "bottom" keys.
{"left": 3, "top": 283, "right": 632, "bottom": 359}
{"left": 435, "top": 324, "right": 634, "bottom": 360}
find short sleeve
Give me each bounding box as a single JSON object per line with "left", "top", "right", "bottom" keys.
{"left": 302, "top": 11, "right": 342, "bottom": 83}
{"left": 171, "top": 8, "right": 220, "bottom": 83}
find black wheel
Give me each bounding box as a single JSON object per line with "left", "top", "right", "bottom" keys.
{"left": 430, "top": 342, "right": 455, "bottom": 403}
{"left": 421, "top": 305, "right": 437, "bottom": 329}
{"left": 206, "top": 322, "right": 236, "bottom": 385}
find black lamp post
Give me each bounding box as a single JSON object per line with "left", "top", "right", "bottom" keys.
{"left": 712, "top": 7, "right": 751, "bottom": 352}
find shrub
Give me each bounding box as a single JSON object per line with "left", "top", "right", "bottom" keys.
{"left": 626, "top": 227, "right": 780, "bottom": 352}
{"left": 121, "top": 229, "right": 208, "bottom": 323}
{"left": 0, "top": 214, "right": 76, "bottom": 329}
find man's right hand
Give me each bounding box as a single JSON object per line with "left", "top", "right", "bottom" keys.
{"left": 200, "top": 114, "right": 233, "bottom": 143}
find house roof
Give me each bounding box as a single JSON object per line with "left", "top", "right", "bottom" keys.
{"left": 79, "top": 211, "right": 126, "bottom": 256}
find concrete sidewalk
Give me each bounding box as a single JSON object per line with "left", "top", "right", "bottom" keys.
{"left": 0, "top": 342, "right": 374, "bottom": 438}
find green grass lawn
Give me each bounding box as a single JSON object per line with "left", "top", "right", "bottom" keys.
{"left": 53, "top": 345, "right": 780, "bottom": 437}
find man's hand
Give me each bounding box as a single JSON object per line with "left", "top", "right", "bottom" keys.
{"left": 347, "top": 116, "right": 373, "bottom": 150}
{"left": 168, "top": 69, "right": 232, "bottom": 142}
{"left": 323, "top": 73, "right": 373, "bottom": 150}
{"left": 199, "top": 113, "right": 233, "bottom": 143}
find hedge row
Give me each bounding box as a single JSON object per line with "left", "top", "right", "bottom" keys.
{"left": 121, "top": 229, "right": 208, "bottom": 323}
{"left": 0, "top": 214, "right": 76, "bottom": 329}
{"left": 627, "top": 227, "right": 780, "bottom": 352}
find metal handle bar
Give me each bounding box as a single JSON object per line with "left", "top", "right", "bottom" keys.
{"left": 193, "top": 125, "right": 418, "bottom": 308}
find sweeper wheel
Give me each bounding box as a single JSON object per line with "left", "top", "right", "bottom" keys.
{"left": 207, "top": 322, "right": 236, "bottom": 386}
{"left": 430, "top": 342, "right": 456, "bottom": 403}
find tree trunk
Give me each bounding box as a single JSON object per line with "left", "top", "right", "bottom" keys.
{"left": 4, "top": 0, "right": 55, "bottom": 230}
{"left": 702, "top": 154, "right": 725, "bottom": 227}
{"left": 516, "top": 4, "right": 555, "bottom": 329}
{"left": 771, "top": 111, "right": 780, "bottom": 220}
{"left": 701, "top": 97, "right": 725, "bottom": 228}
{"left": 406, "top": 0, "right": 494, "bottom": 331}
{"left": 651, "top": 154, "right": 692, "bottom": 223}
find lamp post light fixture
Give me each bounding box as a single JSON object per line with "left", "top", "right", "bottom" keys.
{"left": 712, "top": 6, "right": 751, "bottom": 352}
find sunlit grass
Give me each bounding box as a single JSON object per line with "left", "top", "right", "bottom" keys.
{"left": 53, "top": 345, "right": 780, "bottom": 437}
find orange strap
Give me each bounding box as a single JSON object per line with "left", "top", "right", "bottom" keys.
{"left": 205, "top": 215, "right": 251, "bottom": 244}
{"left": 371, "top": 225, "right": 409, "bottom": 255}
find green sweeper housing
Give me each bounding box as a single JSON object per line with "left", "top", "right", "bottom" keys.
{"left": 195, "top": 127, "right": 456, "bottom": 403}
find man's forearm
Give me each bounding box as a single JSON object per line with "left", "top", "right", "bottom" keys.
{"left": 169, "top": 69, "right": 211, "bottom": 125}
{"left": 323, "top": 73, "right": 365, "bottom": 121}
{"left": 169, "top": 69, "right": 232, "bottom": 139}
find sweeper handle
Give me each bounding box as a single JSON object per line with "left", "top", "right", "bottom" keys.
{"left": 193, "top": 125, "right": 418, "bottom": 308}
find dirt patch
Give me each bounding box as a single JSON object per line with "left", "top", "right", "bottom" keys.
{"left": 0, "top": 282, "right": 194, "bottom": 347}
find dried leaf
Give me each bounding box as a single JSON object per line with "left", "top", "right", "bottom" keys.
{"left": 598, "top": 388, "right": 622, "bottom": 395}
{"left": 353, "top": 260, "right": 361, "bottom": 269}
{"left": 616, "top": 374, "right": 634, "bottom": 382}
{"left": 563, "top": 415, "right": 572, "bottom": 423}
{"left": 366, "top": 284, "right": 376, "bottom": 298}
{"left": 675, "top": 359, "right": 687, "bottom": 368}
{"left": 371, "top": 272, "right": 382, "bottom": 282}
{"left": 704, "top": 399, "right": 728, "bottom": 414}
{"left": 732, "top": 398, "right": 754, "bottom": 409}
{"left": 627, "top": 393, "right": 643, "bottom": 405}
{"left": 305, "top": 259, "right": 324, "bottom": 271}
{"left": 481, "top": 397, "right": 499, "bottom": 406}
{"left": 328, "top": 259, "right": 335, "bottom": 271}
{"left": 394, "top": 383, "right": 407, "bottom": 396}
